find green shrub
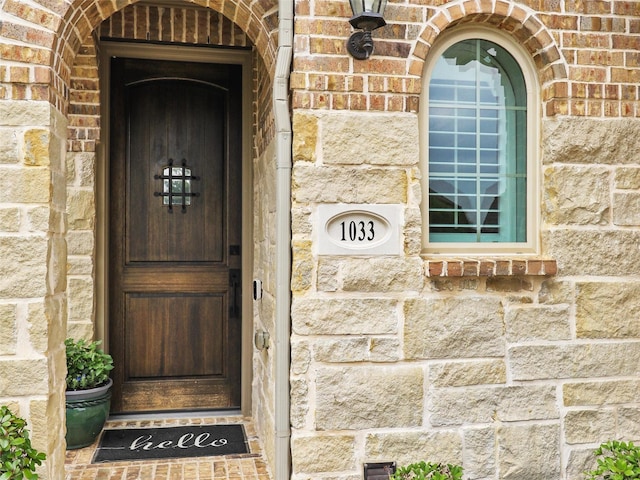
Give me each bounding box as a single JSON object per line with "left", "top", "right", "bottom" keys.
{"left": 0, "top": 406, "right": 46, "bottom": 480}
{"left": 390, "top": 461, "right": 463, "bottom": 480}
{"left": 585, "top": 441, "right": 640, "bottom": 480}
{"left": 65, "top": 338, "right": 114, "bottom": 391}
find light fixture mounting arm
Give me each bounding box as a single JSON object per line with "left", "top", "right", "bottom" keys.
{"left": 346, "top": 11, "right": 387, "bottom": 60}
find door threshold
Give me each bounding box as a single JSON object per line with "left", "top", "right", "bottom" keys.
{"left": 108, "top": 409, "right": 242, "bottom": 422}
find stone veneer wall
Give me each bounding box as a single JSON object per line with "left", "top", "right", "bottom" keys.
{"left": 0, "top": 102, "right": 69, "bottom": 479}
{"left": 289, "top": 1, "right": 640, "bottom": 479}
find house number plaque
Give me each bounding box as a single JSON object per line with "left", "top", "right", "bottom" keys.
{"left": 317, "top": 204, "right": 403, "bottom": 255}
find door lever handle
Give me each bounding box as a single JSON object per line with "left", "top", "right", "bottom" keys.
{"left": 229, "top": 269, "right": 240, "bottom": 317}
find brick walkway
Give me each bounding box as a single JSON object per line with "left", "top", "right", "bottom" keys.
{"left": 65, "top": 415, "right": 271, "bottom": 480}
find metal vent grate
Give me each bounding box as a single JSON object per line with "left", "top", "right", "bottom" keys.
{"left": 364, "top": 462, "right": 396, "bottom": 480}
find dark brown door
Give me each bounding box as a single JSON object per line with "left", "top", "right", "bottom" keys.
{"left": 109, "top": 57, "right": 242, "bottom": 413}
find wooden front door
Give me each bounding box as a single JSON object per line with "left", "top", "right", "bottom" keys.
{"left": 109, "top": 57, "right": 242, "bottom": 413}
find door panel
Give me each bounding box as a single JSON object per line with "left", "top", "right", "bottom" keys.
{"left": 126, "top": 294, "right": 224, "bottom": 378}
{"left": 109, "top": 57, "right": 242, "bottom": 413}
{"left": 127, "top": 80, "right": 225, "bottom": 262}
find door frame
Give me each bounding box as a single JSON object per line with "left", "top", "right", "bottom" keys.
{"left": 96, "top": 41, "right": 254, "bottom": 415}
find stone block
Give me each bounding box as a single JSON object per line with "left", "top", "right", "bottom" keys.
{"left": 0, "top": 128, "right": 20, "bottom": 163}
{"left": 29, "top": 399, "right": 48, "bottom": 453}
{"left": 292, "top": 206, "right": 312, "bottom": 236}
{"left": 365, "top": 430, "right": 462, "bottom": 467}
{"left": 0, "top": 101, "right": 52, "bottom": 126}
{"left": 0, "top": 167, "right": 51, "bottom": 203}
{"left": 0, "top": 236, "right": 47, "bottom": 297}
{"left": 292, "top": 165, "right": 406, "bottom": 203}
{"left": 0, "top": 207, "right": 21, "bottom": 232}
{"left": 543, "top": 230, "right": 640, "bottom": 276}
{"left": 0, "top": 303, "right": 17, "bottom": 355}
{"left": 618, "top": 407, "right": 640, "bottom": 439}
{"left": 404, "top": 297, "right": 504, "bottom": 359}
{"left": 564, "top": 409, "right": 616, "bottom": 444}
{"left": 320, "top": 112, "right": 419, "bottom": 166}
{"left": 538, "top": 281, "right": 572, "bottom": 308}
{"left": 317, "top": 260, "right": 339, "bottom": 292}
{"left": 292, "top": 240, "right": 313, "bottom": 293}
{"left": 0, "top": 358, "right": 48, "bottom": 395}
{"left": 510, "top": 342, "right": 640, "bottom": 380}
{"left": 368, "top": 337, "right": 401, "bottom": 362}
{"left": 403, "top": 206, "right": 422, "bottom": 255}
{"left": 27, "top": 206, "right": 50, "bottom": 232}
{"left": 292, "top": 112, "right": 318, "bottom": 162}
{"left": 66, "top": 152, "right": 95, "bottom": 187}
{"left": 564, "top": 380, "right": 640, "bottom": 406}
{"left": 66, "top": 189, "right": 95, "bottom": 230}
{"left": 49, "top": 236, "right": 67, "bottom": 295}
{"left": 430, "top": 385, "right": 557, "bottom": 427}
{"left": 566, "top": 448, "right": 597, "bottom": 480}
{"left": 66, "top": 231, "right": 94, "bottom": 256}
{"left": 429, "top": 359, "right": 506, "bottom": 387}
{"left": 291, "top": 339, "right": 311, "bottom": 375}
{"left": 66, "top": 321, "right": 94, "bottom": 340}
{"left": 497, "top": 423, "right": 560, "bottom": 479}
{"left": 615, "top": 167, "right": 640, "bottom": 189}
{"left": 543, "top": 117, "right": 640, "bottom": 165}
{"left": 23, "top": 129, "right": 50, "bottom": 166}
{"left": 67, "top": 277, "right": 94, "bottom": 322}
{"left": 614, "top": 192, "right": 640, "bottom": 225}
{"left": 576, "top": 282, "right": 640, "bottom": 338}
{"left": 314, "top": 337, "right": 369, "bottom": 363}
{"left": 342, "top": 257, "right": 424, "bottom": 292}
{"left": 27, "top": 302, "right": 48, "bottom": 354}
{"left": 463, "top": 427, "right": 496, "bottom": 479}
{"left": 67, "top": 256, "right": 93, "bottom": 275}
{"left": 315, "top": 366, "right": 423, "bottom": 429}
{"left": 291, "top": 434, "right": 356, "bottom": 473}
{"left": 505, "top": 305, "right": 571, "bottom": 341}
{"left": 290, "top": 378, "right": 309, "bottom": 429}
{"left": 543, "top": 166, "right": 610, "bottom": 225}
{"left": 291, "top": 298, "right": 398, "bottom": 335}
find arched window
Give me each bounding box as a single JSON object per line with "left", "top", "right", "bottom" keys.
{"left": 421, "top": 29, "right": 539, "bottom": 254}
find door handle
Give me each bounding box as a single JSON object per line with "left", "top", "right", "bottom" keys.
{"left": 229, "top": 269, "right": 240, "bottom": 317}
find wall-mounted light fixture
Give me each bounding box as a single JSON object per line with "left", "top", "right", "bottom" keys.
{"left": 346, "top": 0, "right": 388, "bottom": 60}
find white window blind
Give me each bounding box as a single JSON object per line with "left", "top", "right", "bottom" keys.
{"left": 428, "top": 39, "right": 527, "bottom": 244}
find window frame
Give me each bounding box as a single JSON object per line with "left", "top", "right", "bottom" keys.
{"left": 420, "top": 27, "right": 540, "bottom": 256}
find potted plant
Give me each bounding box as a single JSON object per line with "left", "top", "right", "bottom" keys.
{"left": 585, "top": 440, "right": 640, "bottom": 479}
{"left": 65, "top": 338, "right": 114, "bottom": 450}
{"left": 0, "top": 405, "right": 46, "bottom": 480}
{"left": 390, "top": 461, "right": 464, "bottom": 480}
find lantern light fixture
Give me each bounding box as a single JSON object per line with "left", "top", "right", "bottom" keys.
{"left": 346, "top": 0, "right": 388, "bottom": 60}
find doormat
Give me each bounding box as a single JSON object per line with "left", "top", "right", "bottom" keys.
{"left": 92, "top": 424, "right": 248, "bottom": 463}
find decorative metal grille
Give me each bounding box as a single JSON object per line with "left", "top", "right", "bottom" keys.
{"left": 154, "top": 159, "right": 200, "bottom": 213}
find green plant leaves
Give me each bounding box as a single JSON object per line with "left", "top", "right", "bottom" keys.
{"left": 390, "top": 461, "right": 463, "bottom": 480}
{"left": 585, "top": 441, "right": 640, "bottom": 480}
{"left": 0, "top": 406, "right": 46, "bottom": 480}
{"left": 65, "top": 338, "right": 114, "bottom": 390}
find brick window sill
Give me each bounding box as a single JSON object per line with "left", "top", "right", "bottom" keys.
{"left": 425, "top": 258, "right": 557, "bottom": 277}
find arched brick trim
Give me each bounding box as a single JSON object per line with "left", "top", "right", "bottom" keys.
{"left": 0, "top": 0, "right": 277, "bottom": 111}
{"left": 410, "top": 0, "right": 567, "bottom": 116}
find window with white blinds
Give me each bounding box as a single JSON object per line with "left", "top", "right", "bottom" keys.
{"left": 424, "top": 36, "right": 534, "bottom": 252}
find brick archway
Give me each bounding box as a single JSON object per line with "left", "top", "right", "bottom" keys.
{"left": 409, "top": 0, "right": 567, "bottom": 115}
{"left": 1, "top": 0, "right": 276, "bottom": 110}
